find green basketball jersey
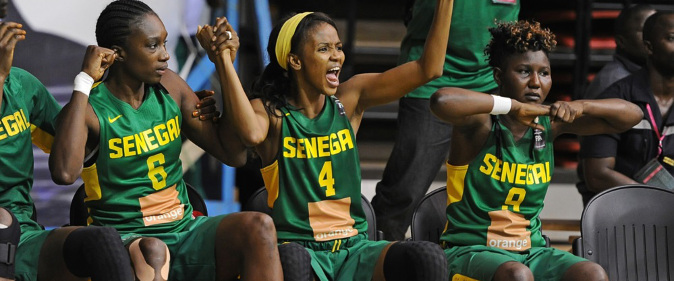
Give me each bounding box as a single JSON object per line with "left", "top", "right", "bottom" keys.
{"left": 400, "top": 0, "right": 519, "bottom": 97}
{"left": 440, "top": 116, "right": 554, "bottom": 251}
{"left": 82, "top": 82, "right": 192, "bottom": 235}
{"left": 260, "top": 96, "right": 367, "bottom": 241}
{"left": 0, "top": 67, "right": 60, "bottom": 233}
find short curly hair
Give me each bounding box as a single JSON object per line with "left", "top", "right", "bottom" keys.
{"left": 485, "top": 20, "right": 557, "bottom": 69}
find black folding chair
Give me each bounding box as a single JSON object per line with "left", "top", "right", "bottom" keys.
{"left": 572, "top": 184, "right": 674, "bottom": 281}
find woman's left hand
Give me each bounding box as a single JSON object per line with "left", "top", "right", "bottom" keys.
{"left": 549, "top": 101, "right": 583, "bottom": 123}
{"left": 193, "top": 89, "right": 221, "bottom": 122}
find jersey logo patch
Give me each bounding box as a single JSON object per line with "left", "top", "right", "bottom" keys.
{"left": 108, "top": 114, "right": 123, "bottom": 124}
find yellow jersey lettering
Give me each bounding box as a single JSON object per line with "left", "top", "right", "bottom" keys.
{"left": 337, "top": 129, "right": 354, "bottom": 151}
{"left": 515, "top": 164, "right": 527, "bottom": 185}
{"left": 109, "top": 138, "right": 123, "bottom": 158}
{"left": 491, "top": 159, "right": 503, "bottom": 181}
{"left": 166, "top": 116, "right": 179, "bottom": 141}
{"left": 501, "top": 162, "right": 516, "bottom": 183}
{"left": 134, "top": 133, "right": 149, "bottom": 155}
{"left": 532, "top": 163, "right": 545, "bottom": 184}
{"left": 143, "top": 129, "right": 158, "bottom": 150}
{"left": 2, "top": 115, "right": 18, "bottom": 136}
{"left": 296, "top": 139, "right": 306, "bottom": 158}
{"left": 13, "top": 111, "right": 27, "bottom": 131}
{"left": 283, "top": 137, "right": 296, "bottom": 158}
{"left": 330, "top": 133, "right": 341, "bottom": 154}
{"left": 479, "top": 153, "right": 496, "bottom": 175}
{"left": 0, "top": 125, "right": 5, "bottom": 141}
{"left": 154, "top": 124, "right": 169, "bottom": 146}
{"left": 304, "top": 137, "right": 317, "bottom": 158}
{"left": 20, "top": 109, "right": 30, "bottom": 128}
{"left": 122, "top": 135, "right": 136, "bottom": 157}
{"left": 317, "top": 136, "right": 330, "bottom": 157}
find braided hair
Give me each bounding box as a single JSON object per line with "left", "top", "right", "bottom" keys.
{"left": 485, "top": 20, "right": 557, "bottom": 70}
{"left": 251, "top": 12, "right": 337, "bottom": 117}
{"left": 95, "top": 0, "right": 156, "bottom": 48}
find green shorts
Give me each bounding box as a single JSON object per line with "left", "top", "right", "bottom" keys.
{"left": 445, "top": 245, "right": 587, "bottom": 281}
{"left": 287, "top": 234, "right": 390, "bottom": 281}
{"left": 15, "top": 229, "right": 51, "bottom": 281}
{"left": 121, "top": 215, "right": 227, "bottom": 281}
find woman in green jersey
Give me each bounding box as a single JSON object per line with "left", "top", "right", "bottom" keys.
{"left": 49, "top": 1, "right": 283, "bottom": 280}
{"left": 430, "top": 20, "right": 642, "bottom": 281}
{"left": 196, "top": 0, "right": 453, "bottom": 280}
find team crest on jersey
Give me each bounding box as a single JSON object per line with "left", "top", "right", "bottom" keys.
{"left": 334, "top": 98, "right": 346, "bottom": 116}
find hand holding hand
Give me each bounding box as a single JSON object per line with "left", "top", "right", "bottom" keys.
{"left": 549, "top": 100, "right": 583, "bottom": 123}
{"left": 193, "top": 89, "right": 221, "bottom": 122}
{"left": 511, "top": 102, "right": 550, "bottom": 131}
{"left": 196, "top": 17, "right": 239, "bottom": 63}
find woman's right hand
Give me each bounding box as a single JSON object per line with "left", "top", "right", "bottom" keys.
{"left": 0, "top": 21, "right": 25, "bottom": 80}
{"left": 510, "top": 101, "right": 550, "bottom": 131}
{"left": 81, "top": 45, "right": 116, "bottom": 81}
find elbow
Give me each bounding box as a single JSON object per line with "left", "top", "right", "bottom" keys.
{"left": 50, "top": 169, "right": 79, "bottom": 186}
{"left": 241, "top": 131, "right": 266, "bottom": 148}
{"left": 423, "top": 66, "right": 443, "bottom": 82}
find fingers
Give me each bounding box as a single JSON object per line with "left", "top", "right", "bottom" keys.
{"left": 0, "top": 22, "right": 26, "bottom": 47}
{"left": 549, "top": 102, "right": 581, "bottom": 123}
{"left": 195, "top": 89, "right": 215, "bottom": 99}
{"left": 81, "top": 45, "right": 116, "bottom": 81}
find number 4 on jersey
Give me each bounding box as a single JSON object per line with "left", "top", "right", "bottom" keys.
{"left": 319, "top": 161, "right": 336, "bottom": 197}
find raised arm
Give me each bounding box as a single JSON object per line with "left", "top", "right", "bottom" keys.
{"left": 337, "top": 0, "right": 454, "bottom": 113}
{"left": 430, "top": 87, "right": 550, "bottom": 130}
{"left": 0, "top": 22, "right": 26, "bottom": 109}
{"left": 550, "top": 98, "right": 643, "bottom": 137}
{"left": 195, "top": 20, "right": 271, "bottom": 153}
{"left": 50, "top": 45, "right": 115, "bottom": 185}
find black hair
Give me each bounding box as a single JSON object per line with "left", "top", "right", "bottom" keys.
{"left": 615, "top": 4, "right": 655, "bottom": 38}
{"left": 643, "top": 11, "right": 674, "bottom": 43}
{"left": 485, "top": 20, "right": 557, "bottom": 69}
{"left": 251, "top": 12, "right": 337, "bottom": 117}
{"left": 95, "top": 0, "right": 156, "bottom": 48}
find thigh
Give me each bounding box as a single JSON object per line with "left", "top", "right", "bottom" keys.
{"left": 137, "top": 215, "right": 223, "bottom": 281}
{"left": 525, "top": 247, "right": 588, "bottom": 281}
{"left": 306, "top": 238, "right": 390, "bottom": 281}
{"left": 445, "top": 245, "right": 521, "bottom": 281}
{"left": 15, "top": 230, "right": 49, "bottom": 281}
{"left": 36, "top": 226, "right": 87, "bottom": 281}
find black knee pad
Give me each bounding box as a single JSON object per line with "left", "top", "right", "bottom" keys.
{"left": 0, "top": 208, "right": 20, "bottom": 279}
{"left": 278, "top": 242, "right": 312, "bottom": 281}
{"left": 63, "top": 226, "right": 134, "bottom": 281}
{"left": 384, "top": 241, "right": 448, "bottom": 281}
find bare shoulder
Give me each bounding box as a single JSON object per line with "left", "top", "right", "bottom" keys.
{"left": 159, "top": 69, "right": 191, "bottom": 105}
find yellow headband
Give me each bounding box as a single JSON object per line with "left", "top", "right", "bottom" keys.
{"left": 275, "top": 12, "right": 313, "bottom": 70}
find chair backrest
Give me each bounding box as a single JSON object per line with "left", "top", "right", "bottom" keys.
{"left": 242, "top": 187, "right": 380, "bottom": 241}
{"left": 410, "top": 186, "right": 447, "bottom": 243}
{"left": 70, "top": 182, "right": 208, "bottom": 226}
{"left": 576, "top": 185, "right": 674, "bottom": 281}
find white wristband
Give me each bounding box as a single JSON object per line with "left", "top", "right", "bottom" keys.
{"left": 73, "top": 72, "right": 95, "bottom": 96}
{"left": 490, "top": 95, "right": 511, "bottom": 115}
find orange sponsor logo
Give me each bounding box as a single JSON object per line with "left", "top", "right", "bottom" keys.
{"left": 139, "top": 185, "right": 185, "bottom": 226}
{"left": 308, "top": 197, "right": 357, "bottom": 241}
{"left": 486, "top": 209, "right": 531, "bottom": 251}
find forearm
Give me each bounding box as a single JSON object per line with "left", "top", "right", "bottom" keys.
{"left": 430, "top": 87, "right": 497, "bottom": 123}
{"left": 584, "top": 166, "right": 637, "bottom": 193}
{"left": 580, "top": 99, "right": 643, "bottom": 132}
{"left": 215, "top": 52, "right": 267, "bottom": 146}
{"left": 49, "top": 93, "right": 89, "bottom": 185}
{"left": 417, "top": 0, "right": 454, "bottom": 78}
